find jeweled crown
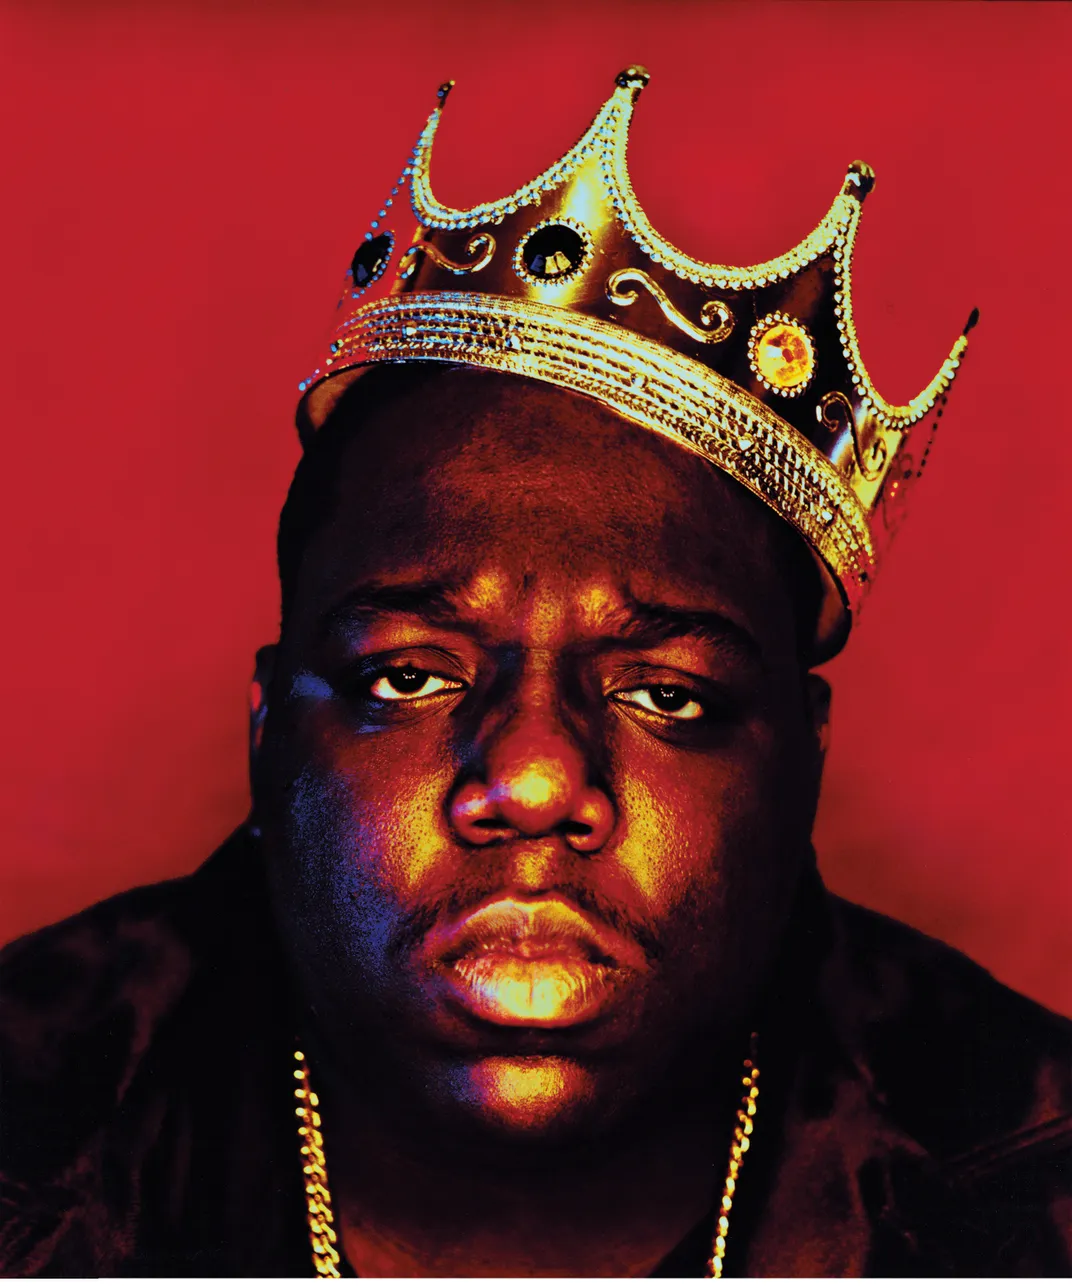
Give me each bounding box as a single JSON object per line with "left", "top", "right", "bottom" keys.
{"left": 296, "top": 67, "right": 976, "bottom": 660}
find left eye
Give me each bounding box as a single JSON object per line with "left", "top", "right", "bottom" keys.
{"left": 615, "top": 685, "right": 706, "bottom": 721}
{"left": 368, "top": 667, "right": 462, "bottom": 702}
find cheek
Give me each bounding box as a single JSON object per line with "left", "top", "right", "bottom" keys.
{"left": 340, "top": 749, "right": 453, "bottom": 901}
{"left": 610, "top": 721, "right": 788, "bottom": 912}
{"left": 289, "top": 710, "right": 455, "bottom": 877}
{"left": 607, "top": 717, "right": 805, "bottom": 1016}
{"left": 268, "top": 708, "right": 458, "bottom": 976}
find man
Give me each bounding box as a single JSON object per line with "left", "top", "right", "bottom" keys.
{"left": 1, "top": 68, "right": 1069, "bottom": 1277}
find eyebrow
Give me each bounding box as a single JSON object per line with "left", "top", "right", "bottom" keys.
{"left": 320, "top": 581, "right": 763, "bottom": 667}
{"left": 320, "top": 580, "right": 469, "bottom": 639}
{"left": 608, "top": 599, "right": 763, "bottom": 668}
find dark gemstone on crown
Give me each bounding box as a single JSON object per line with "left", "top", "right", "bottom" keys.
{"left": 520, "top": 224, "right": 585, "bottom": 280}
{"left": 351, "top": 233, "right": 393, "bottom": 288}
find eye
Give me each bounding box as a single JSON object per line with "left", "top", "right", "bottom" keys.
{"left": 614, "top": 685, "right": 706, "bottom": 721}
{"left": 368, "top": 666, "right": 463, "bottom": 702}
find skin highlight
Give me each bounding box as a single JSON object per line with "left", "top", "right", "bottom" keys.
{"left": 251, "top": 367, "right": 830, "bottom": 1275}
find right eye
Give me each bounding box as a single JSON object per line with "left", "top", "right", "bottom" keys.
{"left": 368, "top": 666, "right": 464, "bottom": 702}
{"left": 613, "top": 684, "right": 707, "bottom": 721}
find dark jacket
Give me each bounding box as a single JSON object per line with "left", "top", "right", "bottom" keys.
{"left": 1, "top": 828, "right": 1069, "bottom": 1276}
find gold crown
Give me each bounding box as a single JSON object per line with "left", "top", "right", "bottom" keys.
{"left": 296, "top": 67, "right": 976, "bottom": 660}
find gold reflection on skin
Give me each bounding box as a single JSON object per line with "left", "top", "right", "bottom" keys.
{"left": 375, "top": 770, "right": 454, "bottom": 898}
{"left": 508, "top": 846, "right": 555, "bottom": 889}
{"left": 503, "top": 765, "right": 559, "bottom": 813}
{"left": 574, "top": 581, "right": 621, "bottom": 634}
{"left": 610, "top": 776, "right": 682, "bottom": 903}
{"left": 469, "top": 1056, "right": 572, "bottom": 1130}
{"left": 456, "top": 566, "right": 512, "bottom": 617}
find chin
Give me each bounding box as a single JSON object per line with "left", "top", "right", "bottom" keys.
{"left": 443, "top": 1054, "right": 603, "bottom": 1140}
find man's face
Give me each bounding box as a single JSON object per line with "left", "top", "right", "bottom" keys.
{"left": 255, "top": 369, "right": 827, "bottom": 1141}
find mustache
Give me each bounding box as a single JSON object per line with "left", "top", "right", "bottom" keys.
{"left": 387, "top": 879, "right": 665, "bottom": 966}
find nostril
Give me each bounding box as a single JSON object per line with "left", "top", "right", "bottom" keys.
{"left": 566, "top": 786, "right": 615, "bottom": 853}
{"left": 449, "top": 769, "right": 615, "bottom": 851}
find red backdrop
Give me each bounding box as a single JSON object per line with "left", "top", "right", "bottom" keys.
{"left": 2, "top": 0, "right": 1069, "bottom": 1016}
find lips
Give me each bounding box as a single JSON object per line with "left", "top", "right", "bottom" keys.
{"left": 424, "top": 897, "right": 645, "bottom": 1028}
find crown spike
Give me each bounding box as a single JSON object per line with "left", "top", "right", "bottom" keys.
{"left": 615, "top": 65, "right": 650, "bottom": 91}
{"left": 299, "top": 74, "right": 975, "bottom": 663}
{"left": 410, "top": 77, "right": 626, "bottom": 230}
{"left": 843, "top": 160, "right": 876, "bottom": 201}
{"left": 963, "top": 306, "right": 980, "bottom": 336}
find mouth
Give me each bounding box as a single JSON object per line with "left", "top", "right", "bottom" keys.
{"left": 425, "top": 897, "right": 645, "bottom": 1028}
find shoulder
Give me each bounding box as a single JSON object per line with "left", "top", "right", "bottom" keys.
{"left": 0, "top": 829, "right": 268, "bottom": 1272}
{"left": 830, "top": 895, "right": 1071, "bottom": 1147}
{"left": 0, "top": 830, "right": 260, "bottom": 1085}
{"left": 829, "top": 895, "right": 1072, "bottom": 1271}
{"left": 2, "top": 866, "right": 200, "bottom": 1048}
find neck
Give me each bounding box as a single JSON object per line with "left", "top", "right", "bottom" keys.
{"left": 307, "top": 1032, "right": 748, "bottom": 1278}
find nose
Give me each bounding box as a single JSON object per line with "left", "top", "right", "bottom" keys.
{"left": 449, "top": 700, "right": 615, "bottom": 853}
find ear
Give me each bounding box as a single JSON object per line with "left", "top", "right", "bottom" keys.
{"left": 249, "top": 643, "right": 277, "bottom": 798}
{"left": 804, "top": 671, "right": 832, "bottom": 766}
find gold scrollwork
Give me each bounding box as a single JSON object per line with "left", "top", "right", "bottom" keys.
{"left": 606, "top": 268, "right": 733, "bottom": 344}
{"left": 401, "top": 233, "right": 496, "bottom": 278}
{"left": 818, "top": 390, "right": 888, "bottom": 481}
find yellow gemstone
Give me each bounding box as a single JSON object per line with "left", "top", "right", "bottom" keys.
{"left": 754, "top": 322, "right": 814, "bottom": 389}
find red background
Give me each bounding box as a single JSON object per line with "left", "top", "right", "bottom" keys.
{"left": 2, "top": 0, "right": 1070, "bottom": 1016}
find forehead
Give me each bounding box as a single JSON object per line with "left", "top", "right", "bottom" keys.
{"left": 293, "top": 369, "right": 798, "bottom": 647}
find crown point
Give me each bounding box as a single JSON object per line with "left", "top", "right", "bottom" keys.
{"left": 436, "top": 80, "right": 455, "bottom": 104}
{"left": 615, "top": 65, "right": 650, "bottom": 90}
{"left": 963, "top": 306, "right": 980, "bottom": 336}
{"left": 843, "top": 161, "right": 876, "bottom": 201}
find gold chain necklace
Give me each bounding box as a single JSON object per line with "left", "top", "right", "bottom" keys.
{"left": 293, "top": 1043, "right": 760, "bottom": 1279}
